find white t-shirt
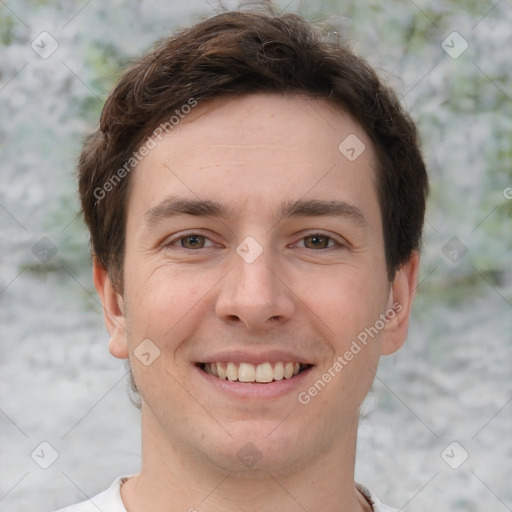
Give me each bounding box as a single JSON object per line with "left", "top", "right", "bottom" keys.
{"left": 54, "top": 476, "right": 398, "bottom": 512}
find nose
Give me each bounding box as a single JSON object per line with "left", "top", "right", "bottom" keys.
{"left": 215, "top": 245, "right": 296, "bottom": 331}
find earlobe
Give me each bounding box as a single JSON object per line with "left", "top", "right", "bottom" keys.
{"left": 108, "top": 335, "right": 128, "bottom": 359}
{"left": 93, "top": 259, "right": 129, "bottom": 360}
{"left": 381, "top": 251, "right": 420, "bottom": 356}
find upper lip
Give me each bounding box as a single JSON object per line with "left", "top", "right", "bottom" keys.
{"left": 196, "top": 349, "right": 314, "bottom": 366}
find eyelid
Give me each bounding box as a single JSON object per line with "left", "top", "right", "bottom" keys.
{"left": 161, "top": 230, "right": 349, "bottom": 250}
{"left": 293, "top": 230, "right": 349, "bottom": 249}
{"left": 163, "top": 230, "right": 218, "bottom": 248}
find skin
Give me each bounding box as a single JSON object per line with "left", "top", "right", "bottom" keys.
{"left": 94, "top": 93, "right": 419, "bottom": 512}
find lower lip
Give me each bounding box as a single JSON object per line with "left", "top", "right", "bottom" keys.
{"left": 194, "top": 365, "right": 313, "bottom": 399}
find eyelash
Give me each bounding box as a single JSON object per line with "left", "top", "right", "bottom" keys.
{"left": 164, "top": 231, "right": 346, "bottom": 251}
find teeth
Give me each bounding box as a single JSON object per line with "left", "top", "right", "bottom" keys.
{"left": 203, "top": 361, "right": 307, "bottom": 383}
{"left": 238, "top": 362, "right": 256, "bottom": 382}
{"left": 226, "top": 362, "right": 238, "bottom": 381}
{"left": 217, "top": 363, "right": 227, "bottom": 380}
{"left": 255, "top": 362, "right": 273, "bottom": 383}
{"left": 273, "top": 362, "right": 284, "bottom": 380}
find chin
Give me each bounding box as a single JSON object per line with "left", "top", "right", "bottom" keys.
{"left": 198, "top": 423, "right": 313, "bottom": 475}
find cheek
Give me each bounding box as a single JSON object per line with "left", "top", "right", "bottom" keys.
{"left": 294, "top": 265, "right": 388, "bottom": 337}
{"left": 123, "top": 263, "right": 219, "bottom": 370}
{"left": 292, "top": 265, "right": 387, "bottom": 398}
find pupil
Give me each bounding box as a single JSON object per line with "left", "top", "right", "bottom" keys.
{"left": 308, "top": 235, "right": 327, "bottom": 248}
{"left": 183, "top": 235, "right": 203, "bottom": 248}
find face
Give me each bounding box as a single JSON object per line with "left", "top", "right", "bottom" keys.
{"left": 95, "top": 93, "right": 418, "bottom": 474}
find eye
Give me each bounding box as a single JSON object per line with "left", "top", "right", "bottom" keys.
{"left": 166, "top": 234, "right": 214, "bottom": 250}
{"left": 299, "top": 234, "right": 339, "bottom": 249}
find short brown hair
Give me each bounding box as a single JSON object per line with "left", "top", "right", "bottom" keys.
{"left": 78, "top": 9, "right": 428, "bottom": 289}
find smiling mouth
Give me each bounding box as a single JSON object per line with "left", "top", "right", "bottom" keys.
{"left": 198, "top": 362, "right": 312, "bottom": 383}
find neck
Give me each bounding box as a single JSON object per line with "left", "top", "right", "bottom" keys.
{"left": 121, "top": 408, "right": 371, "bottom": 512}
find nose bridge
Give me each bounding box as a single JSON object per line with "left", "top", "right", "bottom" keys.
{"left": 215, "top": 238, "right": 294, "bottom": 328}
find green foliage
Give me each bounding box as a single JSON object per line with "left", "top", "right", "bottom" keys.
{"left": 77, "top": 41, "right": 125, "bottom": 123}
{"left": 0, "top": 9, "right": 15, "bottom": 45}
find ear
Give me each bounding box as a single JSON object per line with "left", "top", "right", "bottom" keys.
{"left": 380, "top": 251, "right": 420, "bottom": 356}
{"left": 93, "top": 259, "right": 129, "bottom": 359}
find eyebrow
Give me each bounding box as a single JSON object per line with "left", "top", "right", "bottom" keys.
{"left": 144, "top": 196, "right": 234, "bottom": 224}
{"left": 277, "top": 199, "right": 368, "bottom": 228}
{"left": 144, "top": 196, "right": 368, "bottom": 228}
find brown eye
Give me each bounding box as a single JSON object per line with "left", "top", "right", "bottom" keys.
{"left": 180, "top": 235, "right": 206, "bottom": 249}
{"left": 303, "top": 234, "right": 332, "bottom": 249}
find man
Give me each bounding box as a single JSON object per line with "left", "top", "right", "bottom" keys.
{"left": 58, "top": 6, "right": 428, "bottom": 512}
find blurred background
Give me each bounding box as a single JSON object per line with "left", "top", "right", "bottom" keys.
{"left": 0, "top": 1, "right": 511, "bottom": 511}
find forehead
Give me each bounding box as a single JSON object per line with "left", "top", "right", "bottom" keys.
{"left": 165, "top": 92, "right": 371, "bottom": 155}
{"left": 127, "top": 93, "right": 379, "bottom": 223}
